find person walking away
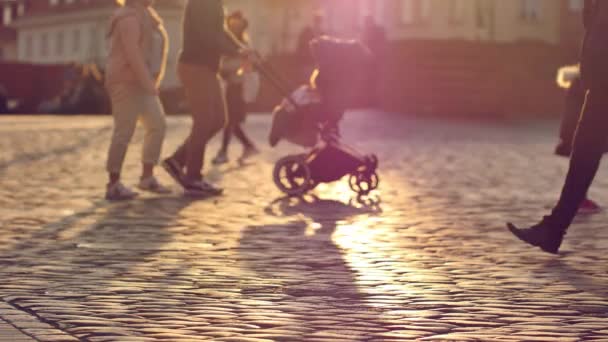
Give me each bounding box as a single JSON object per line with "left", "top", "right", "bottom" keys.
{"left": 361, "top": 15, "right": 387, "bottom": 108}
{"left": 212, "top": 11, "right": 259, "bottom": 165}
{"left": 104, "top": 0, "right": 170, "bottom": 201}
{"left": 507, "top": 0, "right": 608, "bottom": 254}
{"left": 162, "top": 0, "right": 249, "bottom": 197}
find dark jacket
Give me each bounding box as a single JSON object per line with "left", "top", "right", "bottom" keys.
{"left": 580, "top": 0, "right": 608, "bottom": 89}
{"left": 179, "top": 0, "right": 242, "bottom": 71}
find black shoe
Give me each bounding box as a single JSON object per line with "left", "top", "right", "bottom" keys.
{"left": 183, "top": 180, "right": 224, "bottom": 198}
{"left": 507, "top": 219, "right": 564, "bottom": 254}
{"left": 162, "top": 158, "right": 185, "bottom": 187}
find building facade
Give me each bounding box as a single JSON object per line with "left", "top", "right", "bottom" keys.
{"left": 9, "top": 0, "right": 184, "bottom": 89}
{"left": 228, "top": 0, "right": 584, "bottom": 55}
{"left": 4, "top": 0, "right": 586, "bottom": 89}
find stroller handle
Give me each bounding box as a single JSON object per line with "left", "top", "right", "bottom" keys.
{"left": 250, "top": 51, "right": 300, "bottom": 110}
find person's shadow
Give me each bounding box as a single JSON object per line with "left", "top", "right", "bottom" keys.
{"left": 540, "top": 258, "right": 608, "bottom": 301}
{"left": 1, "top": 196, "right": 198, "bottom": 339}
{"left": 237, "top": 195, "right": 386, "bottom": 338}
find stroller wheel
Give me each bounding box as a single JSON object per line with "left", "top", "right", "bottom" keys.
{"left": 349, "top": 171, "right": 379, "bottom": 196}
{"left": 273, "top": 154, "right": 313, "bottom": 197}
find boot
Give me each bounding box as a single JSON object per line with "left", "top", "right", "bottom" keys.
{"left": 507, "top": 217, "right": 566, "bottom": 254}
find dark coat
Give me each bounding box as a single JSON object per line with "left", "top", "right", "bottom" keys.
{"left": 179, "top": 0, "right": 242, "bottom": 71}
{"left": 580, "top": 0, "right": 608, "bottom": 89}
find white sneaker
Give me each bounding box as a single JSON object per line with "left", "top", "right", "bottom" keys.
{"left": 138, "top": 176, "right": 172, "bottom": 194}
{"left": 106, "top": 182, "right": 139, "bottom": 201}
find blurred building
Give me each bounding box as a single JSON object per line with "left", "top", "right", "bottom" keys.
{"left": 4, "top": 1, "right": 586, "bottom": 67}
{"left": 7, "top": 0, "right": 184, "bottom": 89}
{"left": 239, "top": 0, "right": 588, "bottom": 116}
{"left": 1, "top": 0, "right": 589, "bottom": 116}
{"left": 227, "top": 0, "right": 585, "bottom": 55}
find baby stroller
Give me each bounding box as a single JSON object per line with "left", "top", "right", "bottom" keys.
{"left": 256, "top": 37, "right": 380, "bottom": 197}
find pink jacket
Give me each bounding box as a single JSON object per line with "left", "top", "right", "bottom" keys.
{"left": 105, "top": 6, "right": 168, "bottom": 92}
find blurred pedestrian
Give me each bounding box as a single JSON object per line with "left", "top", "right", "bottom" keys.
{"left": 361, "top": 15, "right": 387, "bottom": 108}
{"left": 212, "top": 10, "right": 259, "bottom": 165}
{"left": 508, "top": 0, "right": 608, "bottom": 254}
{"left": 104, "top": 0, "right": 170, "bottom": 201}
{"left": 162, "top": 0, "right": 250, "bottom": 197}
{"left": 296, "top": 12, "right": 325, "bottom": 64}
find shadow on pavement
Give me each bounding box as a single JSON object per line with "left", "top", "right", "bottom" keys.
{"left": 0, "top": 196, "right": 200, "bottom": 339}
{"left": 236, "top": 195, "right": 388, "bottom": 339}
{"left": 541, "top": 258, "right": 608, "bottom": 300}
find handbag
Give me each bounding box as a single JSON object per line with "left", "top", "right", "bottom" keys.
{"left": 242, "top": 71, "right": 260, "bottom": 104}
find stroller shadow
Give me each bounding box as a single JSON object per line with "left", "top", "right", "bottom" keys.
{"left": 265, "top": 194, "right": 382, "bottom": 226}
{"left": 236, "top": 195, "right": 386, "bottom": 338}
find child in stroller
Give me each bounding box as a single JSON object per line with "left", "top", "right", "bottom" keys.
{"left": 264, "top": 37, "right": 379, "bottom": 197}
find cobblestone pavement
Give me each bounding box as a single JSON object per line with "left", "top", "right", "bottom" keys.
{"left": 2, "top": 113, "right": 608, "bottom": 342}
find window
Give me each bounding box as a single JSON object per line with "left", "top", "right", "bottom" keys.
{"left": 56, "top": 30, "right": 64, "bottom": 56}
{"left": 400, "top": 0, "right": 415, "bottom": 24}
{"left": 475, "top": 0, "right": 488, "bottom": 28}
{"left": 400, "top": 0, "right": 431, "bottom": 25}
{"left": 521, "top": 0, "right": 542, "bottom": 22}
{"left": 3, "top": 5, "right": 12, "bottom": 26}
{"left": 569, "top": 0, "right": 584, "bottom": 12}
{"left": 40, "top": 32, "right": 49, "bottom": 57}
{"left": 25, "top": 34, "right": 33, "bottom": 59}
{"left": 448, "top": 0, "right": 466, "bottom": 25}
{"left": 72, "top": 28, "right": 80, "bottom": 53}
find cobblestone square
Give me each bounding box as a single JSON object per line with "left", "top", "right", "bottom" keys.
{"left": 1, "top": 113, "right": 608, "bottom": 341}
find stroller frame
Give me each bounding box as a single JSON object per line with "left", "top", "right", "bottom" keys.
{"left": 254, "top": 53, "right": 380, "bottom": 197}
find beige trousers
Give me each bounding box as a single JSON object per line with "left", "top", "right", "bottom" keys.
{"left": 106, "top": 83, "right": 167, "bottom": 174}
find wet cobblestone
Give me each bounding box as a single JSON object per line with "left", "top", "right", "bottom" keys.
{"left": 1, "top": 113, "right": 608, "bottom": 341}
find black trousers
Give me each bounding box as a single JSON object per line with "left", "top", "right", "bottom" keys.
{"left": 551, "top": 88, "right": 608, "bottom": 229}
{"left": 220, "top": 84, "right": 253, "bottom": 152}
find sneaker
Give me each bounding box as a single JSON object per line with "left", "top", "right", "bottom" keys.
{"left": 212, "top": 151, "right": 229, "bottom": 165}
{"left": 138, "top": 176, "right": 172, "bottom": 194}
{"left": 239, "top": 146, "right": 259, "bottom": 161}
{"left": 162, "top": 158, "right": 185, "bottom": 187}
{"left": 507, "top": 218, "right": 565, "bottom": 254}
{"left": 578, "top": 198, "right": 602, "bottom": 215}
{"left": 183, "top": 179, "right": 224, "bottom": 198}
{"left": 106, "top": 182, "right": 139, "bottom": 201}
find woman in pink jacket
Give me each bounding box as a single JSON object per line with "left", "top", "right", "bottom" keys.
{"left": 105, "top": 0, "right": 169, "bottom": 201}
